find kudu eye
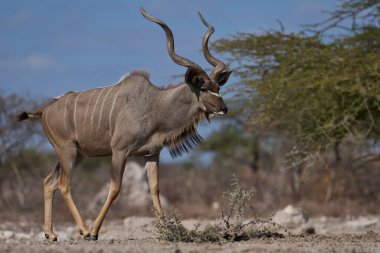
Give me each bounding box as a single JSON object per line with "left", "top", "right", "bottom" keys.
{"left": 198, "top": 78, "right": 205, "bottom": 86}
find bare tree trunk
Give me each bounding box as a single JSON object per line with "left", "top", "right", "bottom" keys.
{"left": 324, "top": 167, "right": 337, "bottom": 203}
{"left": 11, "top": 162, "right": 25, "bottom": 207}
{"left": 249, "top": 135, "right": 260, "bottom": 172}
{"left": 333, "top": 142, "right": 341, "bottom": 164}
{"left": 250, "top": 148, "right": 260, "bottom": 172}
{"left": 319, "top": 154, "right": 337, "bottom": 203}
{"left": 288, "top": 167, "right": 302, "bottom": 202}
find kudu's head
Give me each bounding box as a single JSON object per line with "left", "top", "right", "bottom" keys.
{"left": 141, "top": 8, "right": 231, "bottom": 116}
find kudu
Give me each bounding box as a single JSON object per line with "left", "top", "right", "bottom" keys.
{"left": 17, "top": 8, "right": 231, "bottom": 241}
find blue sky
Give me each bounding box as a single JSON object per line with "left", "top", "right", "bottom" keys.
{"left": 0, "top": 0, "right": 340, "bottom": 162}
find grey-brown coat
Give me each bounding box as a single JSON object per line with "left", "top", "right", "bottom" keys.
{"left": 17, "top": 8, "right": 231, "bottom": 241}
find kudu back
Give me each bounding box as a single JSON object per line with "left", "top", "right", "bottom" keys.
{"left": 17, "top": 8, "right": 231, "bottom": 241}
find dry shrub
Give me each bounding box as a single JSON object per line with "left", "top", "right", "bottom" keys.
{"left": 155, "top": 176, "right": 286, "bottom": 243}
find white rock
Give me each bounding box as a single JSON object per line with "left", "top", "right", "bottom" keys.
{"left": 14, "top": 232, "right": 32, "bottom": 240}
{"left": 212, "top": 201, "right": 220, "bottom": 211}
{"left": 0, "top": 230, "right": 15, "bottom": 239}
{"left": 345, "top": 216, "right": 378, "bottom": 229}
{"left": 87, "top": 162, "right": 168, "bottom": 213}
{"left": 272, "top": 205, "right": 308, "bottom": 229}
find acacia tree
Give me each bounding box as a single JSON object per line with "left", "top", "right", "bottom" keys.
{"left": 213, "top": 0, "right": 380, "bottom": 153}
{"left": 200, "top": 0, "right": 380, "bottom": 202}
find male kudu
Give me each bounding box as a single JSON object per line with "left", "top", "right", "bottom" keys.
{"left": 17, "top": 8, "right": 231, "bottom": 241}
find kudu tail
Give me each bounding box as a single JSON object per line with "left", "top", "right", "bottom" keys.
{"left": 16, "top": 109, "right": 43, "bottom": 121}
{"left": 16, "top": 97, "right": 58, "bottom": 122}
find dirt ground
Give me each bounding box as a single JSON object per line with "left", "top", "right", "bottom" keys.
{"left": 0, "top": 216, "right": 379, "bottom": 253}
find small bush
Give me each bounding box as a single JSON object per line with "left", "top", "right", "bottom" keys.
{"left": 156, "top": 212, "right": 223, "bottom": 243}
{"left": 155, "top": 176, "right": 286, "bottom": 242}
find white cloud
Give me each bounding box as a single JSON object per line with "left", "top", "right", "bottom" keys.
{"left": 21, "top": 55, "right": 53, "bottom": 70}
{"left": 0, "top": 54, "right": 56, "bottom": 71}
{"left": 2, "top": 10, "right": 34, "bottom": 28}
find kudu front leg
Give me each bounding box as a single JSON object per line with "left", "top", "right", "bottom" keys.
{"left": 87, "top": 151, "right": 127, "bottom": 240}
{"left": 145, "top": 155, "right": 163, "bottom": 222}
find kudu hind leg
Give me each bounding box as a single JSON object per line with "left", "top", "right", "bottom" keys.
{"left": 87, "top": 151, "right": 127, "bottom": 240}
{"left": 56, "top": 148, "right": 90, "bottom": 238}
{"left": 44, "top": 163, "right": 60, "bottom": 241}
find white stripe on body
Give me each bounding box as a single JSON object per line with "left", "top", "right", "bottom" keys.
{"left": 96, "top": 87, "right": 113, "bottom": 132}
{"left": 108, "top": 88, "right": 121, "bottom": 136}
{"left": 44, "top": 107, "right": 54, "bottom": 137}
{"left": 83, "top": 89, "right": 98, "bottom": 130}
{"left": 73, "top": 92, "right": 82, "bottom": 141}
{"left": 90, "top": 88, "right": 106, "bottom": 133}
{"left": 63, "top": 96, "right": 69, "bottom": 132}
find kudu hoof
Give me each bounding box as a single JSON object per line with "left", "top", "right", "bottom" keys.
{"left": 84, "top": 234, "right": 98, "bottom": 241}
{"left": 45, "top": 233, "right": 57, "bottom": 241}
{"left": 79, "top": 229, "right": 90, "bottom": 237}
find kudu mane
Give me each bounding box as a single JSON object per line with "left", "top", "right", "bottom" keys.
{"left": 163, "top": 110, "right": 205, "bottom": 158}
{"left": 124, "top": 71, "right": 205, "bottom": 158}
{"left": 118, "top": 71, "right": 207, "bottom": 157}
{"left": 128, "top": 71, "right": 205, "bottom": 157}
{"left": 127, "top": 70, "right": 206, "bottom": 158}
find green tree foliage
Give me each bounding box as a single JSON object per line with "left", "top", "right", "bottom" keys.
{"left": 207, "top": 0, "right": 380, "bottom": 155}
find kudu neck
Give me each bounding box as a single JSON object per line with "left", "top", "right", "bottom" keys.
{"left": 158, "top": 83, "right": 202, "bottom": 127}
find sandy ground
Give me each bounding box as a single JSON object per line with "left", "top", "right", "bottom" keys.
{"left": 0, "top": 216, "right": 379, "bottom": 253}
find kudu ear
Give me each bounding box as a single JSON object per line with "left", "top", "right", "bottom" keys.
{"left": 215, "top": 70, "right": 232, "bottom": 86}
{"left": 185, "top": 67, "right": 206, "bottom": 90}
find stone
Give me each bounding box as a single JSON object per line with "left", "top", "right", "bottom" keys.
{"left": 272, "top": 205, "right": 308, "bottom": 229}
{"left": 87, "top": 162, "right": 168, "bottom": 213}
{"left": 0, "top": 230, "right": 15, "bottom": 240}
{"left": 345, "top": 216, "right": 378, "bottom": 229}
